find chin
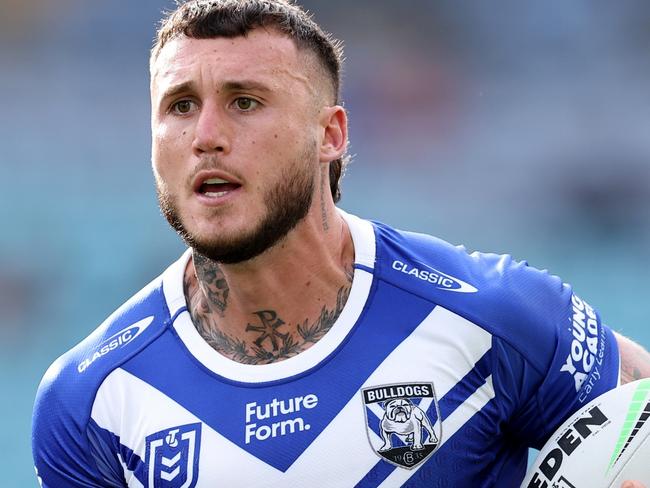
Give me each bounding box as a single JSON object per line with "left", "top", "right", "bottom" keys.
{"left": 161, "top": 163, "right": 315, "bottom": 263}
{"left": 186, "top": 222, "right": 274, "bottom": 264}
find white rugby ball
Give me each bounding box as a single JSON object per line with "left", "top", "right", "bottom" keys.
{"left": 521, "top": 378, "right": 650, "bottom": 488}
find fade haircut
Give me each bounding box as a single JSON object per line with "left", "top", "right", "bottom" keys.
{"left": 151, "top": 0, "right": 348, "bottom": 202}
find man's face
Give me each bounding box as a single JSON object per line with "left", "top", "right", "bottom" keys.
{"left": 150, "top": 29, "right": 325, "bottom": 263}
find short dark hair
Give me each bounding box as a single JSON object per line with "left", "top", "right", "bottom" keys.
{"left": 152, "top": 0, "right": 348, "bottom": 202}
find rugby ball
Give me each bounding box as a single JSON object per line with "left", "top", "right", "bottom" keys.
{"left": 521, "top": 379, "right": 650, "bottom": 488}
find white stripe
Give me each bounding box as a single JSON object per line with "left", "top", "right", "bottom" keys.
{"left": 92, "top": 368, "right": 205, "bottom": 459}
{"left": 377, "top": 376, "right": 496, "bottom": 488}
{"left": 92, "top": 369, "right": 289, "bottom": 486}
{"left": 282, "top": 390, "right": 384, "bottom": 488}
{"left": 362, "top": 306, "right": 492, "bottom": 399}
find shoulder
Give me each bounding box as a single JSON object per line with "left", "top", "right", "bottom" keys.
{"left": 32, "top": 257, "right": 183, "bottom": 484}
{"left": 371, "top": 221, "right": 573, "bottom": 370}
{"left": 36, "top": 273, "right": 171, "bottom": 409}
{"left": 371, "top": 221, "right": 569, "bottom": 323}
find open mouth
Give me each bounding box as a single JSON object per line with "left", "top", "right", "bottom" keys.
{"left": 198, "top": 177, "right": 241, "bottom": 198}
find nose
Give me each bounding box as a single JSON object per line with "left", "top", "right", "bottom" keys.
{"left": 192, "top": 103, "right": 230, "bottom": 156}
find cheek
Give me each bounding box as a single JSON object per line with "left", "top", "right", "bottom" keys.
{"left": 153, "top": 121, "right": 177, "bottom": 152}
{"left": 152, "top": 124, "right": 187, "bottom": 173}
{"left": 258, "top": 127, "right": 317, "bottom": 169}
{"left": 257, "top": 118, "right": 306, "bottom": 149}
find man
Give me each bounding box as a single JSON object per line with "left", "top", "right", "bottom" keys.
{"left": 32, "top": 0, "right": 650, "bottom": 486}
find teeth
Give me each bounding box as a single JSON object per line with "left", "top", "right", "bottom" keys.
{"left": 204, "top": 177, "right": 229, "bottom": 184}
{"left": 205, "top": 191, "right": 228, "bottom": 198}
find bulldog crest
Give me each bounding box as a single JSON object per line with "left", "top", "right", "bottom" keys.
{"left": 362, "top": 382, "right": 441, "bottom": 469}
{"left": 145, "top": 423, "right": 201, "bottom": 488}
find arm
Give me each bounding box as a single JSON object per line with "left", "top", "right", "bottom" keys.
{"left": 33, "top": 361, "right": 127, "bottom": 487}
{"left": 615, "top": 332, "right": 650, "bottom": 384}
{"left": 614, "top": 333, "right": 650, "bottom": 488}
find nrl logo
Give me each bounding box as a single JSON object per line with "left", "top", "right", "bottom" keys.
{"left": 145, "top": 423, "right": 201, "bottom": 488}
{"left": 362, "top": 382, "right": 441, "bottom": 469}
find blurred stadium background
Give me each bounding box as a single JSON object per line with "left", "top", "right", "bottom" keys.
{"left": 2, "top": 0, "right": 649, "bottom": 484}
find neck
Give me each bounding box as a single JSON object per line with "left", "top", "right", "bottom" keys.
{"left": 183, "top": 207, "right": 355, "bottom": 365}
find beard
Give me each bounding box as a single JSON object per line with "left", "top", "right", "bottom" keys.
{"left": 156, "top": 149, "right": 316, "bottom": 265}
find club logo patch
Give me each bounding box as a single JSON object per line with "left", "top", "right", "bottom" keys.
{"left": 362, "top": 382, "right": 441, "bottom": 469}
{"left": 145, "top": 423, "right": 201, "bottom": 488}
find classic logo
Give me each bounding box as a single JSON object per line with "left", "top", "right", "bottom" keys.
{"left": 146, "top": 423, "right": 201, "bottom": 488}
{"left": 392, "top": 260, "right": 478, "bottom": 293}
{"left": 362, "top": 382, "right": 441, "bottom": 469}
{"left": 77, "top": 316, "right": 155, "bottom": 372}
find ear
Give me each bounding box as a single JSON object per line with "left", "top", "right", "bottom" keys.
{"left": 318, "top": 105, "right": 348, "bottom": 163}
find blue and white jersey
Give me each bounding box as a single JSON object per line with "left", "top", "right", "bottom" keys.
{"left": 32, "top": 211, "right": 620, "bottom": 487}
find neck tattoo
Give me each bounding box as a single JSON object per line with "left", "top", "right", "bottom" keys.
{"left": 184, "top": 254, "right": 353, "bottom": 365}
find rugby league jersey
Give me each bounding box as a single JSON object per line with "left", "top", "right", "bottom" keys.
{"left": 32, "top": 211, "right": 620, "bottom": 487}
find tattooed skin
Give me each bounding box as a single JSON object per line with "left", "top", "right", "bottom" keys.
{"left": 616, "top": 332, "right": 650, "bottom": 384}
{"left": 320, "top": 172, "right": 330, "bottom": 232}
{"left": 192, "top": 253, "right": 229, "bottom": 314}
{"left": 185, "top": 252, "right": 353, "bottom": 365}
{"left": 246, "top": 310, "right": 290, "bottom": 350}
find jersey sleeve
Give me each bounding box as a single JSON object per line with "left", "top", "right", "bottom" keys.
{"left": 32, "top": 358, "right": 125, "bottom": 487}
{"left": 481, "top": 256, "right": 621, "bottom": 448}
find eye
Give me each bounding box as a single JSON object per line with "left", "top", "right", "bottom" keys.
{"left": 233, "top": 97, "right": 259, "bottom": 111}
{"left": 170, "top": 100, "right": 197, "bottom": 115}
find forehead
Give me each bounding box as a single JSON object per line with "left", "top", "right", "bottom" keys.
{"left": 151, "top": 29, "right": 314, "bottom": 97}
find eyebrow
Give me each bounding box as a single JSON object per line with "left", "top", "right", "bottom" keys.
{"left": 159, "top": 81, "right": 195, "bottom": 104}
{"left": 222, "top": 80, "right": 272, "bottom": 93}
{"left": 159, "top": 79, "right": 272, "bottom": 103}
